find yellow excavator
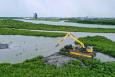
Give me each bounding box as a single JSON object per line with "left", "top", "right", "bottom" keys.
{"left": 56, "top": 32, "right": 96, "bottom": 58}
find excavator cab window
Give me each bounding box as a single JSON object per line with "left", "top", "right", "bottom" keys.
{"left": 64, "top": 44, "right": 73, "bottom": 50}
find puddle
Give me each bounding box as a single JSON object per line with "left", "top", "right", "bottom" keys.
{"left": 17, "top": 19, "right": 115, "bottom": 29}
{"left": 0, "top": 34, "right": 114, "bottom": 63}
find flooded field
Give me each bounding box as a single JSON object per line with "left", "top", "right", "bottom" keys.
{"left": 18, "top": 19, "right": 115, "bottom": 29}
{"left": 0, "top": 33, "right": 115, "bottom": 63}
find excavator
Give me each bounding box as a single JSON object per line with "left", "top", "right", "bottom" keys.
{"left": 56, "top": 32, "right": 96, "bottom": 58}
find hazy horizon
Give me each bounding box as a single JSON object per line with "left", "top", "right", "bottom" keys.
{"left": 0, "top": 0, "right": 115, "bottom": 17}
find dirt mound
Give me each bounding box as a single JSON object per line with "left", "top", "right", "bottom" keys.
{"left": 44, "top": 52, "right": 77, "bottom": 67}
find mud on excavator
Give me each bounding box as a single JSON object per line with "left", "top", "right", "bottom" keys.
{"left": 56, "top": 32, "right": 96, "bottom": 58}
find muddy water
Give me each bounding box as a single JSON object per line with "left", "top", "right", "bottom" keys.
{"left": 0, "top": 35, "right": 114, "bottom": 63}
{"left": 17, "top": 19, "right": 115, "bottom": 29}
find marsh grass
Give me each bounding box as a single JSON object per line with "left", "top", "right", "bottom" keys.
{"left": 0, "top": 19, "right": 115, "bottom": 33}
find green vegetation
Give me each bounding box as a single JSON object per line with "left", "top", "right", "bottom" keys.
{"left": 34, "top": 17, "right": 62, "bottom": 22}
{"left": 0, "top": 19, "right": 115, "bottom": 33}
{"left": 0, "top": 56, "right": 114, "bottom": 77}
{"left": 66, "top": 18, "right": 115, "bottom": 25}
{"left": 80, "top": 36, "right": 115, "bottom": 57}
{"left": 0, "top": 17, "right": 23, "bottom": 19}
{"left": 0, "top": 28, "right": 65, "bottom": 37}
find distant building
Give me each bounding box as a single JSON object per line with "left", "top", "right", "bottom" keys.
{"left": 33, "top": 13, "right": 38, "bottom": 19}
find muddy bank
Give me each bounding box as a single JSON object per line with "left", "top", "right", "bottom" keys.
{"left": 44, "top": 52, "right": 77, "bottom": 67}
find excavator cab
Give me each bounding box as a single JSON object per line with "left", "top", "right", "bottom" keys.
{"left": 86, "top": 46, "right": 93, "bottom": 53}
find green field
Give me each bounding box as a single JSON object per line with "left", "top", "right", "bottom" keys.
{"left": 66, "top": 18, "right": 115, "bottom": 25}
{"left": 0, "top": 19, "right": 115, "bottom": 33}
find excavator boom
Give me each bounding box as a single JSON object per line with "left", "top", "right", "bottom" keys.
{"left": 56, "top": 32, "right": 85, "bottom": 48}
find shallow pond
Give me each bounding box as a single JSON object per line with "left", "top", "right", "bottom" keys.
{"left": 17, "top": 19, "right": 115, "bottom": 29}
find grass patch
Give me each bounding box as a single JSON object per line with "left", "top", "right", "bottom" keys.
{"left": 80, "top": 36, "right": 115, "bottom": 57}
{"left": 0, "top": 28, "right": 65, "bottom": 37}
{"left": 0, "top": 19, "right": 115, "bottom": 33}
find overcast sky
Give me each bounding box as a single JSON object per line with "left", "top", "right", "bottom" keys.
{"left": 0, "top": 0, "right": 115, "bottom": 17}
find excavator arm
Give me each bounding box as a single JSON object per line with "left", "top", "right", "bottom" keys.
{"left": 56, "top": 33, "right": 85, "bottom": 48}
